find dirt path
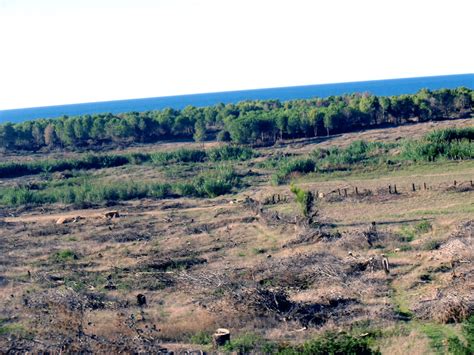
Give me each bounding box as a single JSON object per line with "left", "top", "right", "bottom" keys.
{"left": 4, "top": 201, "right": 240, "bottom": 224}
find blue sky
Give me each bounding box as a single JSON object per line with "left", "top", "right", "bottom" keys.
{"left": 0, "top": 0, "right": 473, "bottom": 109}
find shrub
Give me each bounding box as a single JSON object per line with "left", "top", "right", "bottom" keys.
{"left": 190, "top": 331, "right": 212, "bottom": 345}
{"left": 272, "top": 158, "right": 316, "bottom": 184}
{"left": 402, "top": 128, "right": 474, "bottom": 162}
{"left": 207, "top": 145, "right": 255, "bottom": 161}
{"left": 290, "top": 184, "right": 315, "bottom": 218}
{"left": 150, "top": 149, "right": 206, "bottom": 164}
{"left": 223, "top": 333, "right": 276, "bottom": 354}
{"left": 414, "top": 220, "right": 432, "bottom": 234}
{"left": 192, "top": 168, "right": 238, "bottom": 198}
{"left": 51, "top": 249, "right": 78, "bottom": 263}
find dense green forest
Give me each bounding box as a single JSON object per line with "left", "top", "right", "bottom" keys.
{"left": 0, "top": 87, "right": 472, "bottom": 151}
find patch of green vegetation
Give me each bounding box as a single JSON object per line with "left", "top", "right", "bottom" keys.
{"left": 277, "top": 332, "right": 380, "bottom": 355}
{"left": 190, "top": 331, "right": 212, "bottom": 345}
{"left": 0, "top": 146, "right": 256, "bottom": 180}
{"left": 414, "top": 220, "right": 433, "bottom": 234}
{"left": 402, "top": 127, "right": 474, "bottom": 162}
{"left": 290, "top": 184, "right": 315, "bottom": 218}
{"left": 274, "top": 128, "right": 474, "bottom": 187}
{"left": 314, "top": 140, "right": 396, "bottom": 168}
{"left": 444, "top": 315, "right": 474, "bottom": 355}
{"left": 398, "top": 225, "right": 416, "bottom": 242}
{"left": 223, "top": 333, "right": 277, "bottom": 354}
{"left": 0, "top": 166, "right": 240, "bottom": 206}
{"left": 398, "top": 221, "right": 432, "bottom": 243}
{"left": 51, "top": 249, "right": 78, "bottom": 263}
{"left": 0, "top": 323, "right": 32, "bottom": 338}
{"left": 420, "top": 323, "right": 461, "bottom": 354}
{"left": 399, "top": 245, "right": 413, "bottom": 252}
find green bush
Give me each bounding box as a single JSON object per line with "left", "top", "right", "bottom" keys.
{"left": 414, "top": 220, "right": 432, "bottom": 234}
{"left": 190, "top": 331, "right": 212, "bottom": 345}
{"left": 272, "top": 158, "right": 316, "bottom": 184}
{"left": 223, "top": 333, "right": 276, "bottom": 354}
{"left": 51, "top": 249, "right": 78, "bottom": 263}
{"left": 290, "top": 184, "right": 315, "bottom": 218}
{"left": 150, "top": 149, "right": 207, "bottom": 164}
{"left": 207, "top": 145, "right": 255, "bottom": 161}
{"left": 192, "top": 167, "right": 238, "bottom": 198}
{"left": 402, "top": 128, "right": 474, "bottom": 162}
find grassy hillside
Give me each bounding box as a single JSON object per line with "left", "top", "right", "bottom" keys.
{"left": 0, "top": 120, "right": 472, "bottom": 353}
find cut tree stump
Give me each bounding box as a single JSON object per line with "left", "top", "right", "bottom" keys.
{"left": 213, "top": 328, "right": 230, "bottom": 347}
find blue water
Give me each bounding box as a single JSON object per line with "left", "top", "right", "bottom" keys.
{"left": 1, "top": 74, "right": 473, "bottom": 124}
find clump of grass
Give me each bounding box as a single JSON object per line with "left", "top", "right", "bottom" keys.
{"left": 448, "top": 315, "right": 474, "bottom": 354}
{"left": 207, "top": 145, "right": 255, "bottom": 161}
{"left": 271, "top": 158, "right": 316, "bottom": 184}
{"left": 223, "top": 333, "right": 276, "bottom": 354}
{"left": 398, "top": 225, "right": 416, "bottom": 242}
{"left": 414, "top": 220, "right": 432, "bottom": 234}
{"left": 190, "top": 331, "right": 212, "bottom": 345}
{"left": 277, "top": 332, "right": 380, "bottom": 355}
{"left": 0, "top": 323, "right": 32, "bottom": 338}
{"left": 51, "top": 249, "right": 79, "bottom": 263}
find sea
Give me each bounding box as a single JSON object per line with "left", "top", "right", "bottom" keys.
{"left": 1, "top": 74, "right": 473, "bottom": 124}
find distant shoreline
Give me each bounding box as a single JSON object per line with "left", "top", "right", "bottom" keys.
{"left": 1, "top": 73, "right": 473, "bottom": 123}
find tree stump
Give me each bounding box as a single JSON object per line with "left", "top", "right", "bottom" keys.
{"left": 136, "top": 293, "right": 147, "bottom": 307}
{"left": 213, "top": 328, "right": 230, "bottom": 347}
{"left": 381, "top": 256, "right": 390, "bottom": 275}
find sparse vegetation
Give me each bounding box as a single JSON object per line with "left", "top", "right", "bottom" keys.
{"left": 0, "top": 119, "right": 472, "bottom": 353}
{"left": 277, "top": 332, "right": 380, "bottom": 355}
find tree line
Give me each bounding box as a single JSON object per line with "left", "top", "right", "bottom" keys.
{"left": 0, "top": 87, "right": 472, "bottom": 151}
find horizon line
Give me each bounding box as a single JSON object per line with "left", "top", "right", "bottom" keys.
{"left": 1, "top": 73, "right": 473, "bottom": 112}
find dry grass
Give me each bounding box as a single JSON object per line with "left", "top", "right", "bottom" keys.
{"left": 0, "top": 119, "right": 473, "bottom": 353}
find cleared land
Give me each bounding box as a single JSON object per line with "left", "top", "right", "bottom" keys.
{"left": 0, "top": 119, "right": 473, "bottom": 353}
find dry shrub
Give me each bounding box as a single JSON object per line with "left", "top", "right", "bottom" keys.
{"left": 433, "top": 295, "right": 472, "bottom": 323}
{"left": 414, "top": 292, "right": 474, "bottom": 324}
